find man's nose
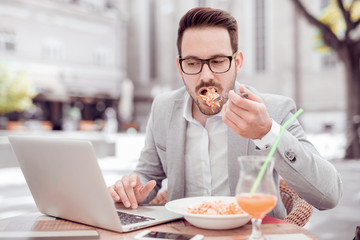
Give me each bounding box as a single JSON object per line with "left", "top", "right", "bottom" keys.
{"left": 200, "top": 62, "right": 214, "bottom": 80}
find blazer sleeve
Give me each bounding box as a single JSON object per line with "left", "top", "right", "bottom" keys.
{"left": 263, "top": 94, "right": 343, "bottom": 210}
{"left": 133, "top": 95, "right": 167, "bottom": 203}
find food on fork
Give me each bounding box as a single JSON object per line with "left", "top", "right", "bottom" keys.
{"left": 197, "top": 87, "right": 221, "bottom": 112}
{"left": 187, "top": 200, "right": 245, "bottom": 215}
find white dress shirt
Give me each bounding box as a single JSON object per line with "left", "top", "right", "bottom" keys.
{"left": 182, "top": 93, "right": 280, "bottom": 197}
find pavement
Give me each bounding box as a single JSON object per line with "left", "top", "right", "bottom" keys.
{"left": 0, "top": 131, "right": 359, "bottom": 240}
{"left": 303, "top": 159, "right": 360, "bottom": 240}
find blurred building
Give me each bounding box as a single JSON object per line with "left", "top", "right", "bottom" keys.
{"left": 0, "top": 0, "right": 127, "bottom": 130}
{"left": 126, "top": 0, "right": 345, "bottom": 130}
{"left": 1, "top": 0, "right": 345, "bottom": 132}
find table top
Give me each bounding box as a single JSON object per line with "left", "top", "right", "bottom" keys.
{"left": 0, "top": 213, "right": 318, "bottom": 240}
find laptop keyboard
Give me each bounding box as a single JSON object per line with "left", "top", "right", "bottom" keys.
{"left": 117, "top": 211, "right": 155, "bottom": 225}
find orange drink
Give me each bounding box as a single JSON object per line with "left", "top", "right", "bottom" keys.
{"left": 236, "top": 156, "right": 277, "bottom": 239}
{"left": 236, "top": 193, "right": 277, "bottom": 219}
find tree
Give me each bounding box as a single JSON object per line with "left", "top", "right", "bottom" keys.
{"left": 292, "top": 0, "right": 360, "bottom": 159}
{"left": 0, "top": 64, "right": 37, "bottom": 115}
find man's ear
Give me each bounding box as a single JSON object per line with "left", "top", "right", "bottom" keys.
{"left": 235, "top": 51, "right": 244, "bottom": 74}
{"left": 176, "top": 56, "right": 183, "bottom": 78}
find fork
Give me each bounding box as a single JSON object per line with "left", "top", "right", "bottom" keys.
{"left": 211, "top": 92, "right": 248, "bottom": 103}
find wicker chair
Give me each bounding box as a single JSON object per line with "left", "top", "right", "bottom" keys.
{"left": 149, "top": 179, "right": 313, "bottom": 227}
{"left": 279, "top": 179, "right": 313, "bottom": 227}
{"left": 149, "top": 190, "right": 168, "bottom": 205}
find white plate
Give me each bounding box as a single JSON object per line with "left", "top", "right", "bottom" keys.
{"left": 165, "top": 196, "right": 250, "bottom": 230}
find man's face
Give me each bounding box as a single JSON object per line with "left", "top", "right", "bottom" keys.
{"left": 177, "top": 27, "right": 243, "bottom": 116}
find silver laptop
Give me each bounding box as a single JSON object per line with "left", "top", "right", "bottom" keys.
{"left": 8, "top": 135, "right": 182, "bottom": 232}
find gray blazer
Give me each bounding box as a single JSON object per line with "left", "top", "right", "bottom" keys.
{"left": 134, "top": 82, "right": 343, "bottom": 219}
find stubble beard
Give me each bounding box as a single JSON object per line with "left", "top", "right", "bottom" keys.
{"left": 195, "top": 98, "right": 223, "bottom": 115}
{"left": 182, "top": 75, "right": 237, "bottom": 117}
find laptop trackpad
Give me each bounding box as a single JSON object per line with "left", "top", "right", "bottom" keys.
{"left": 115, "top": 203, "right": 164, "bottom": 213}
{"left": 114, "top": 203, "right": 179, "bottom": 220}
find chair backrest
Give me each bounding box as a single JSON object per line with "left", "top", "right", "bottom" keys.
{"left": 279, "top": 179, "right": 313, "bottom": 227}
{"left": 149, "top": 190, "right": 168, "bottom": 205}
{"left": 150, "top": 179, "right": 313, "bottom": 227}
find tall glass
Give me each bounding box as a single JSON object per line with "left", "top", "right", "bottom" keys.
{"left": 235, "top": 156, "right": 277, "bottom": 240}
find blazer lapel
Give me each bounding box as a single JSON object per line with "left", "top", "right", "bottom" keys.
{"left": 227, "top": 128, "right": 249, "bottom": 195}
{"left": 227, "top": 81, "right": 250, "bottom": 194}
{"left": 166, "top": 99, "right": 187, "bottom": 201}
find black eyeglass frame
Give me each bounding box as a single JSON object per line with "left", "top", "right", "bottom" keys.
{"left": 179, "top": 52, "right": 237, "bottom": 75}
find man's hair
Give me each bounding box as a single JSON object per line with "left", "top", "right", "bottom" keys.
{"left": 177, "top": 7, "right": 238, "bottom": 56}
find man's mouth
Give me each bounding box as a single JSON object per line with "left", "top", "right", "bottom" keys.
{"left": 199, "top": 87, "right": 219, "bottom": 96}
{"left": 196, "top": 87, "right": 223, "bottom": 112}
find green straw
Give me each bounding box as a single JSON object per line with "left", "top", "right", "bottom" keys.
{"left": 249, "top": 108, "right": 304, "bottom": 196}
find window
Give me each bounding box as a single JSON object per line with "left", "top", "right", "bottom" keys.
{"left": 254, "top": 0, "right": 266, "bottom": 72}
{"left": 320, "top": 0, "right": 330, "bottom": 8}
{"left": 320, "top": 0, "right": 338, "bottom": 68}
{"left": 42, "top": 40, "right": 64, "bottom": 60}
{"left": 0, "top": 29, "right": 16, "bottom": 52}
{"left": 198, "top": 0, "right": 207, "bottom": 6}
{"left": 93, "top": 47, "right": 110, "bottom": 66}
{"left": 322, "top": 52, "right": 338, "bottom": 68}
{"left": 149, "top": 0, "right": 157, "bottom": 80}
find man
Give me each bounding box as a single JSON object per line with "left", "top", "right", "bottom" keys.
{"left": 108, "top": 7, "right": 342, "bottom": 219}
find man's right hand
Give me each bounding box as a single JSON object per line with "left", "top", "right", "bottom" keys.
{"left": 108, "top": 173, "right": 156, "bottom": 209}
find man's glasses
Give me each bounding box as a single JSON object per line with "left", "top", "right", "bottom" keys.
{"left": 179, "top": 52, "right": 237, "bottom": 75}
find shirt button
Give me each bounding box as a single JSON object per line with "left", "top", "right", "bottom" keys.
{"left": 285, "top": 150, "right": 296, "bottom": 162}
